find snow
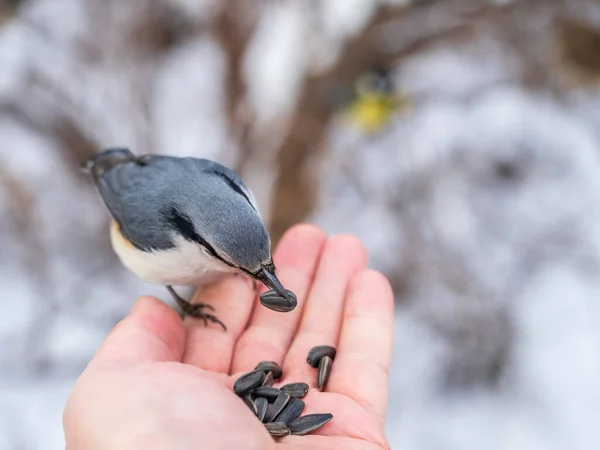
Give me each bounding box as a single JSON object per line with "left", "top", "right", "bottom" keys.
{"left": 0, "top": 378, "right": 75, "bottom": 450}
{"left": 152, "top": 36, "right": 228, "bottom": 160}
{"left": 2, "top": 1, "right": 600, "bottom": 449}
{"left": 314, "top": 11, "right": 600, "bottom": 448}
{"left": 244, "top": 0, "right": 310, "bottom": 124}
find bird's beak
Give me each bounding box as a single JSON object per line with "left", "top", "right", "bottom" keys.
{"left": 256, "top": 264, "right": 290, "bottom": 299}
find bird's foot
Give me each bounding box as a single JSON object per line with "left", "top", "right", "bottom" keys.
{"left": 166, "top": 285, "right": 227, "bottom": 331}
{"left": 187, "top": 307, "right": 227, "bottom": 331}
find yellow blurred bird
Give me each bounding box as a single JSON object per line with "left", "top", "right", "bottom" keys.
{"left": 344, "top": 68, "right": 412, "bottom": 134}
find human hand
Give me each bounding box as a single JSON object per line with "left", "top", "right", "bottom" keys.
{"left": 63, "top": 224, "right": 395, "bottom": 449}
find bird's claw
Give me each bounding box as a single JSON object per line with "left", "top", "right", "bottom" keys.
{"left": 181, "top": 303, "right": 227, "bottom": 331}
{"left": 166, "top": 285, "right": 226, "bottom": 331}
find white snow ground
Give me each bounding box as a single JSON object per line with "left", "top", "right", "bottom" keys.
{"left": 2, "top": 1, "right": 600, "bottom": 449}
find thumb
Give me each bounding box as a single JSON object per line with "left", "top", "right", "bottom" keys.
{"left": 90, "top": 296, "right": 186, "bottom": 366}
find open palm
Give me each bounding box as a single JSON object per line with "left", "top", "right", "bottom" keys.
{"left": 64, "top": 224, "right": 394, "bottom": 450}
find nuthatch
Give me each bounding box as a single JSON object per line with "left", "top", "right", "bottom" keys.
{"left": 82, "top": 148, "right": 297, "bottom": 330}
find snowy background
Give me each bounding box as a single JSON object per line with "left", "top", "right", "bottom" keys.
{"left": 2, "top": 0, "right": 600, "bottom": 448}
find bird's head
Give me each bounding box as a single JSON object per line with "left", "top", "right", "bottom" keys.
{"left": 164, "top": 163, "right": 292, "bottom": 302}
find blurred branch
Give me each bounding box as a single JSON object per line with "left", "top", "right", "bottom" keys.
{"left": 0, "top": 0, "right": 23, "bottom": 25}
{"left": 0, "top": 91, "right": 98, "bottom": 168}
{"left": 553, "top": 16, "right": 600, "bottom": 87}
{"left": 0, "top": 165, "right": 36, "bottom": 251}
{"left": 267, "top": 4, "right": 420, "bottom": 243}
{"left": 213, "top": 0, "right": 261, "bottom": 163}
{"left": 132, "top": 1, "right": 197, "bottom": 55}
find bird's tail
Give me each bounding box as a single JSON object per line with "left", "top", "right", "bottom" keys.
{"left": 80, "top": 147, "right": 136, "bottom": 182}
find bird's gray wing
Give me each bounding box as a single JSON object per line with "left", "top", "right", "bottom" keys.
{"left": 187, "top": 158, "right": 259, "bottom": 211}
{"left": 92, "top": 154, "right": 259, "bottom": 252}
{"left": 95, "top": 156, "right": 179, "bottom": 251}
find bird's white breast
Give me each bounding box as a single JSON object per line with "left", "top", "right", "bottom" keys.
{"left": 110, "top": 221, "right": 237, "bottom": 286}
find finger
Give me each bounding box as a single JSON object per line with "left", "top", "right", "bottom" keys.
{"left": 231, "top": 224, "right": 327, "bottom": 373}
{"left": 282, "top": 235, "right": 367, "bottom": 386}
{"left": 278, "top": 390, "right": 389, "bottom": 449}
{"left": 91, "top": 296, "right": 185, "bottom": 366}
{"left": 182, "top": 274, "right": 256, "bottom": 373}
{"left": 327, "top": 270, "right": 394, "bottom": 428}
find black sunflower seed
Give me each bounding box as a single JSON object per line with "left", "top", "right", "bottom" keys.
{"left": 252, "top": 386, "right": 281, "bottom": 402}
{"left": 262, "top": 371, "right": 274, "bottom": 386}
{"left": 233, "top": 369, "right": 266, "bottom": 397}
{"left": 289, "top": 413, "right": 334, "bottom": 436}
{"left": 255, "top": 397, "right": 268, "bottom": 422}
{"left": 260, "top": 290, "right": 297, "bottom": 312}
{"left": 264, "top": 392, "right": 291, "bottom": 423}
{"left": 317, "top": 355, "right": 332, "bottom": 391}
{"left": 265, "top": 421, "right": 290, "bottom": 437}
{"left": 255, "top": 361, "right": 283, "bottom": 379}
{"left": 306, "top": 345, "right": 336, "bottom": 368}
{"left": 243, "top": 395, "right": 257, "bottom": 415}
{"left": 280, "top": 382, "right": 309, "bottom": 398}
{"left": 276, "top": 398, "right": 305, "bottom": 424}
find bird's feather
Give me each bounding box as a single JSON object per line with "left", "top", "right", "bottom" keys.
{"left": 85, "top": 150, "right": 269, "bottom": 274}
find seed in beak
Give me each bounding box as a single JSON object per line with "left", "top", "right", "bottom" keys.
{"left": 260, "top": 290, "right": 297, "bottom": 312}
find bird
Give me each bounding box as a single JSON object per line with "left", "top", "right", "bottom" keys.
{"left": 345, "top": 67, "right": 412, "bottom": 134}
{"left": 81, "top": 147, "right": 296, "bottom": 330}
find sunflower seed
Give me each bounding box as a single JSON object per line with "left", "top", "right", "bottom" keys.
{"left": 280, "top": 382, "right": 309, "bottom": 398}
{"left": 306, "top": 345, "right": 336, "bottom": 368}
{"left": 276, "top": 398, "right": 305, "bottom": 424}
{"left": 261, "top": 289, "right": 296, "bottom": 301}
{"left": 252, "top": 386, "right": 282, "bottom": 402}
{"left": 264, "top": 392, "right": 291, "bottom": 423}
{"left": 233, "top": 369, "right": 266, "bottom": 397}
{"left": 243, "top": 395, "right": 258, "bottom": 415}
{"left": 255, "top": 397, "right": 268, "bottom": 422}
{"left": 265, "top": 421, "right": 290, "bottom": 437}
{"left": 260, "top": 290, "right": 298, "bottom": 312}
{"left": 255, "top": 361, "right": 283, "bottom": 379}
{"left": 317, "top": 355, "right": 332, "bottom": 391}
{"left": 289, "top": 413, "right": 334, "bottom": 436}
{"left": 262, "top": 371, "right": 274, "bottom": 386}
